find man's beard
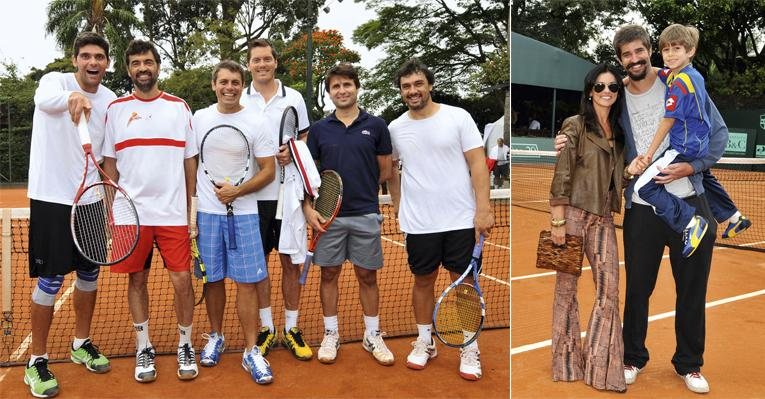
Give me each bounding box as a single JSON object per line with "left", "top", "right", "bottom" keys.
{"left": 626, "top": 60, "right": 648, "bottom": 81}
{"left": 132, "top": 72, "right": 157, "bottom": 93}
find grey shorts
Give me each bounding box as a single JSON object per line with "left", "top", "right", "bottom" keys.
{"left": 313, "top": 213, "right": 384, "bottom": 270}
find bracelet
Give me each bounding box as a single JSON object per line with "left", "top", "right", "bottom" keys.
{"left": 551, "top": 218, "right": 566, "bottom": 227}
{"left": 623, "top": 168, "right": 635, "bottom": 180}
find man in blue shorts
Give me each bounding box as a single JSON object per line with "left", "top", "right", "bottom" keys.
{"left": 192, "top": 60, "right": 276, "bottom": 384}
{"left": 302, "top": 63, "right": 395, "bottom": 366}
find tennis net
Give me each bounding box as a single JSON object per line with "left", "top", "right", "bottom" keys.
{"left": 0, "top": 190, "right": 509, "bottom": 366}
{"left": 512, "top": 149, "right": 765, "bottom": 251}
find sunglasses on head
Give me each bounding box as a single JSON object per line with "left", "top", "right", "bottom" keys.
{"left": 593, "top": 82, "right": 619, "bottom": 93}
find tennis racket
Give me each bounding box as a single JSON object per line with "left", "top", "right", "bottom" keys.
{"left": 199, "top": 124, "right": 251, "bottom": 250}
{"left": 433, "top": 235, "right": 486, "bottom": 348}
{"left": 298, "top": 170, "right": 343, "bottom": 285}
{"left": 190, "top": 238, "right": 207, "bottom": 306}
{"left": 71, "top": 114, "right": 140, "bottom": 265}
{"left": 275, "top": 106, "right": 299, "bottom": 220}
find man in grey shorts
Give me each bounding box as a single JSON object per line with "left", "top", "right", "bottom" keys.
{"left": 303, "top": 63, "right": 394, "bottom": 365}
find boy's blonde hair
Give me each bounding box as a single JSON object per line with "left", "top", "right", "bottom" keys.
{"left": 658, "top": 24, "right": 699, "bottom": 53}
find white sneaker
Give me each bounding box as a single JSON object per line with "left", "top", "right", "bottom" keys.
{"left": 406, "top": 339, "right": 437, "bottom": 370}
{"left": 362, "top": 330, "right": 394, "bottom": 366}
{"left": 624, "top": 365, "right": 641, "bottom": 385}
{"left": 134, "top": 347, "right": 156, "bottom": 383}
{"left": 317, "top": 330, "right": 340, "bottom": 364}
{"left": 459, "top": 346, "right": 482, "bottom": 381}
{"left": 679, "top": 371, "right": 710, "bottom": 393}
{"left": 176, "top": 343, "right": 198, "bottom": 380}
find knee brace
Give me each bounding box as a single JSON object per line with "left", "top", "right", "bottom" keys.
{"left": 32, "top": 275, "right": 65, "bottom": 306}
{"left": 75, "top": 268, "right": 100, "bottom": 292}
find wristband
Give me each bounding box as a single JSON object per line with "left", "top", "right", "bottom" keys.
{"left": 551, "top": 218, "right": 566, "bottom": 227}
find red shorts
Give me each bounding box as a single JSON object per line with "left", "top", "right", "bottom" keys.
{"left": 111, "top": 226, "right": 190, "bottom": 273}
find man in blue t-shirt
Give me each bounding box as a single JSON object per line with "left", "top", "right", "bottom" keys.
{"left": 303, "top": 63, "right": 395, "bottom": 367}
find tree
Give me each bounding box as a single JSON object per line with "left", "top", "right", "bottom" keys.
{"left": 280, "top": 29, "right": 361, "bottom": 118}
{"left": 160, "top": 66, "right": 217, "bottom": 113}
{"left": 354, "top": 0, "right": 509, "bottom": 112}
{"left": 0, "top": 63, "right": 37, "bottom": 182}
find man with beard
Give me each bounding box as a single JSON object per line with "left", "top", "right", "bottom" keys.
{"left": 102, "top": 39, "right": 199, "bottom": 383}
{"left": 557, "top": 25, "right": 730, "bottom": 393}
{"left": 302, "top": 63, "right": 395, "bottom": 366}
{"left": 24, "top": 32, "right": 116, "bottom": 398}
{"left": 388, "top": 59, "right": 493, "bottom": 381}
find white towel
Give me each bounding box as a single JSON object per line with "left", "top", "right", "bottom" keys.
{"left": 278, "top": 140, "right": 320, "bottom": 263}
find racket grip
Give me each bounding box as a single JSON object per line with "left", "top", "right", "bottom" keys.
{"left": 77, "top": 112, "right": 92, "bottom": 146}
{"left": 228, "top": 216, "right": 237, "bottom": 249}
{"left": 298, "top": 254, "right": 312, "bottom": 285}
{"left": 473, "top": 234, "right": 485, "bottom": 257}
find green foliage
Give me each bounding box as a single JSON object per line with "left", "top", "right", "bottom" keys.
{"left": 0, "top": 63, "right": 37, "bottom": 182}
{"left": 160, "top": 66, "right": 217, "bottom": 113}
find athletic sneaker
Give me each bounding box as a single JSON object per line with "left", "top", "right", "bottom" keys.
{"left": 723, "top": 216, "right": 752, "bottom": 239}
{"left": 317, "top": 329, "right": 340, "bottom": 364}
{"left": 70, "top": 339, "right": 111, "bottom": 373}
{"left": 200, "top": 332, "right": 225, "bottom": 367}
{"left": 362, "top": 330, "right": 394, "bottom": 366}
{"left": 176, "top": 343, "right": 198, "bottom": 380}
{"left": 24, "top": 358, "right": 59, "bottom": 398}
{"left": 624, "top": 365, "right": 641, "bottom": 385}
{"left": 678, "top": 371, "right": 710, "bottom": 393}
{"left": 283, "top": 327, "right": 313, "bottom": 360}
{"left": 134, "top": 346, "right": 157, "bottom": 383}
{"left": 682, "top": 215, "right": 708, "bottom": 258}
{"left": 255, "top": 327, "right": 276, "bottom": 356}
{"left": 242, "top": 346, "right": 273, "bottom": 385}
{"left": 459, "top": 347, "right": 482, "bottom": 381}
{"left": 406, "top": 339, "right": 437, "bottom": 370}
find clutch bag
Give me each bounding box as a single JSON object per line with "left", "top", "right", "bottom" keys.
{"left": 535, "top": 230, "right": 584, "bottom": 276}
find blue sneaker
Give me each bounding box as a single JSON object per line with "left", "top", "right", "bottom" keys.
{"left": 242, "top": 346, "right": 273, "bottom": 385}
{"left": 200, "top": 332, "right": 225, "bottom": 367}
{"left": 682, "top": 216, "right": 708, "bottom": 258}
{"left": 722, "top": 216, "right": 751, "bottom": 239}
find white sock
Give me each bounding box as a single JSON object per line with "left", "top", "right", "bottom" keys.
{"left": 134, "top": 320, "right": 151, "bottom": 350}
{"left": 72, "top": 336, "right": 89, "bottom": 350}
{"left": 28, "top": 353, "right": 48, "bottom": 367}
{"left": 285, "top": 309, "right": 299, "bottom": 331}
{"left": 178, "top": 324, "right": 192, "bottom": 347}
{"left": 323, "top": 315, "right": 338, "bottom": 333}
{"left": 259, "top": 307, "right": 274, "bottom": 333}
{"left": 728, "top": 211, "right": 742, "bottom": 224}
{"left": 417, "top": 324, "right": 433, "bottom": 344}
{"left": 363, "top": 315, "right": 380, "bottom": 336}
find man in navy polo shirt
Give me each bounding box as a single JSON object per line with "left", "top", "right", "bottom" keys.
{"left": 303, "top": 63, "right": 394, "bottom": 366}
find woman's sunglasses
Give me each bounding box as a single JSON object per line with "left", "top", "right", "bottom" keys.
{"left": 593, "top": 82, "right": 619, "bottom": 93}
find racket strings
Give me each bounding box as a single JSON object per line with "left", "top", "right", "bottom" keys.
{"left": 435, "top": 284, "right": 482, "bottom": 346}
{"left": 73, "top": 184, "right": 139, "bottom": 264}
{"left": 201, "top": 127, "right": 250, "bottom": 184}
{"left": 314, "top": 173, "right": 342, "bottom": 220}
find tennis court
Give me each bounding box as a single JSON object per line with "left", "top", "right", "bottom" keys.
{"left": 510, "top": 151, "right": 765, "bottom": 398}
{"left": 0, "top": 186, "right": 510, "bottom": 397}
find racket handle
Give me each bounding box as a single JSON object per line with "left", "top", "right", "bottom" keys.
{"left": 473, "top": 234, "right": 485, "bottom": 257}
{"left": 77, "top": 112, "right": 92, "bottom": 146}
{"left": 299, "top": 254, "right": 312, "bottom": 285}
{"left": 227, "top": 214, "right": 237, "bottom": 249}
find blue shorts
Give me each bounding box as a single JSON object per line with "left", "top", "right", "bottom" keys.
{"left": 196, "top": 212, "right": 268, "bottom": 283}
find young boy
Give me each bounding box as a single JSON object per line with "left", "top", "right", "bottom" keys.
{"left": 633, "top": 24, "right": 749, "bottom": 258}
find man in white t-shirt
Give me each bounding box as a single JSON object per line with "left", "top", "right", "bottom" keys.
{"left": 239, "top": 38, "right": 313, "bottom": 360}
{"left": 488, "top": 137, "right": 509, "bottom": 188}
{"left": 24, "top": 32, "right": 116, "bottom": 399}
{"left": 192, "top": 60, "right": 275, "bottom": 384}
{"left": 102, "top": 39, "right": 198, "bottom": 383}
{"left": 388, "top": 59, "right": 494, "bottom": 381}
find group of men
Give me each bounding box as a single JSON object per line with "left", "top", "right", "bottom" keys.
{"left": 24, "top": 31, "right": 493, "bottom": 398}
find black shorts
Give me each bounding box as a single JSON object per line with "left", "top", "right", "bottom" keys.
{"left": 28, "top": 199, "right": 99, "bottom": 278}
{"left": 405, "top": 228, "right": 478, "bottom": 275}
{"left": 257, "top": 200, "right": 282, "bottom": 257}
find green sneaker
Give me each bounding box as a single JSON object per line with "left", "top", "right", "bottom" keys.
{"left": 24, "top": 358, "right": 59, "bottom": 398}
{"left": 70, "top": 339, "right": 111, "bottom": 373}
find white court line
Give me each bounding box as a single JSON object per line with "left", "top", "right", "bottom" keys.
{"left": 510, "top": 288, "right": 765, "bottom": 355}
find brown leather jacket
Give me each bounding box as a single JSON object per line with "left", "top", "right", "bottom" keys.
{"left": 550, "top": 115, "right": 625, "bottom": 216}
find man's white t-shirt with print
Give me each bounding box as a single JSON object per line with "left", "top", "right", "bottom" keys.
{"left": 193, "top": 105, "right": 275, "bottom": 215}
{"left": 28, "top": 72, "right": 117, "bottom": 205}
{"left": 389, "top": 104, "right": 483, "bottom": 234}
{"left": 103, "top": 92, "right": 197, "bottom": 226}
{"left": 240, "top": 79, "right": 309, "bottom": 201}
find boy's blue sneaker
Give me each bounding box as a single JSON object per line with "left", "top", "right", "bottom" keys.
{"left": 200, "top": 332, "right": 225, "bottom": 367}
{"left": 722, "top": 216, "right": 751, "bottom": 239}
{"left": 242, "top": 346, "right": 273, "bottom": 385}
{"left": 682, "top": 215, "right": 708, "bottom": 258}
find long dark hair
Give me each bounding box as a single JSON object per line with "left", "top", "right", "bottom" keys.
{"left": 579, "top": 63, "right": 625, "bottom": 142}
